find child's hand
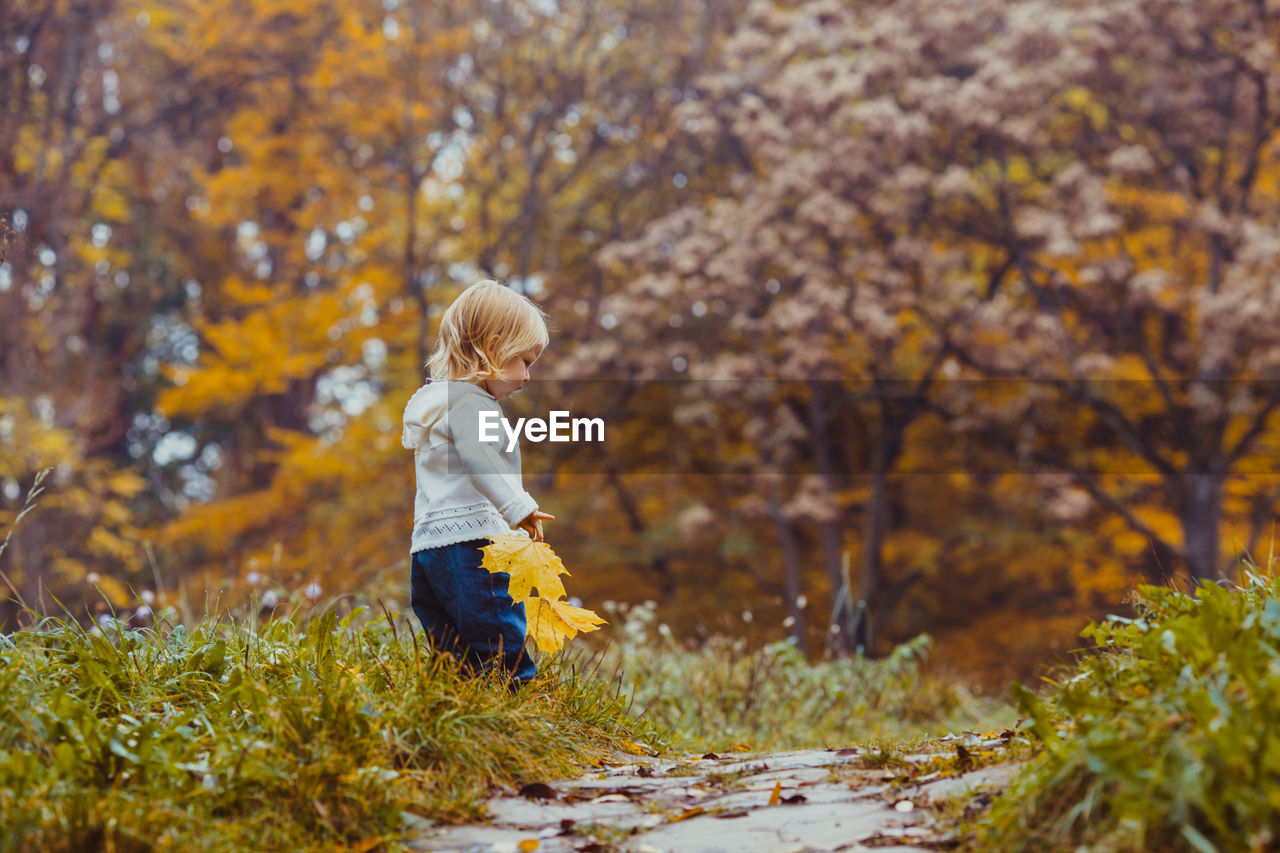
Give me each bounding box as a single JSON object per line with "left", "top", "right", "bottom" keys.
{"left": 517, "top": 510, "right": 555, "bottom": 542}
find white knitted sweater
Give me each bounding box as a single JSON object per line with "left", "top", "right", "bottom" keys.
{"left": 401, "top": 380, "right": 538, "bottom": 553}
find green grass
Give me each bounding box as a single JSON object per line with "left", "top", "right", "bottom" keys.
{"left": 0, "top": 593, "right": 1015, "bottom": 851}
{"left": 980, "top": 564, "right": 1280, "bottom": 852}
{"left": 578, "top": 601, "right": 1015, "bottom": 752}
{"left": 0, "top": 491, "right": 1013, "bottom": 853}
{"left": 0, "top": 605, "right": 661, "bottom": 852}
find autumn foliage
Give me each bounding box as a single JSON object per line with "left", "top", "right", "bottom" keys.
{"left": 2, "top": 0, "right": 1279, "bottom": 684}
{"left": 480, "top": 534, "right": 604, "bottom": 653}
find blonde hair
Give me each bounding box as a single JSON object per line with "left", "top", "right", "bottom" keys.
{"left": 426, "top": 279, "right": 549, "bottom": 382}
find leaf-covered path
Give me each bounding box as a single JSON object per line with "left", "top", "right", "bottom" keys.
{"left": 408, "top": 739, "right": 1024, "bottom": 852}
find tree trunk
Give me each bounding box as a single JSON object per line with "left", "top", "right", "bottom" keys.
{"left": 859, "top": 406, "right": 898, "bottom": 655}
{"left": 403, "top": 164, "right": 430, "bottom": 376}
{"left": 607, "top": 468, "right": 677, "bottom": 598}
{"left": 1180, "top": 472, "right": 1224, "bottom": 581}
{"left": 767, "top": 478, "right": 808, "bottom": 655}
{"left": 808, "top": 382, "right": 853, "bottom": 654}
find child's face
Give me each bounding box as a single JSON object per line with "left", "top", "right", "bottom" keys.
{"left": 482, "top": 346, "right": 541, "bottom": 400}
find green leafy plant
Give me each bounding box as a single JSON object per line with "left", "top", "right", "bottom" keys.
{"left": 576, "top": 601, "right": 1013, "bottom": 751}
{"left": 983, "top": 564, "right": 1280, "bottom": 852}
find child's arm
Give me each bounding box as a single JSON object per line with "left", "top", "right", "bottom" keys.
{"left": 449, "top": 394, "right": 548, "bottom": 537}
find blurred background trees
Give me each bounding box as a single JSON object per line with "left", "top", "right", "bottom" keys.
{"left": 3, "top": 0, "right": 1279, "bottom": 686}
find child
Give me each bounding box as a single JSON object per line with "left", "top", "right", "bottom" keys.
{"left": 401, "top": 279, "right": 555, "bottom": 684}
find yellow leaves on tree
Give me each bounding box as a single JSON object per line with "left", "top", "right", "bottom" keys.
{"left": 0, "top": 399, "right": 146, "bottom": 606}
{"left": 481, "top": 533, "right": 605, "bottom": 653}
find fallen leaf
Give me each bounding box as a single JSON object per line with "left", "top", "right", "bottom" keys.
{"left": 781, "top": 794, "right": 807, "bottom": 805}
{"left": 518, "top": 841, "right": 539, "bottom": 852}
{"left": 346, "top": 839, "right": 386, "bottom": 853}
{"left": 668, "top": 807, "right": 704, "bottom": 823}
{"left": 730, "top": 744, "right": 750, "bottom": 752}
{"left": 517, "top": 783, "right": 557, "bottom": 801}
{"left": 768, "top": 780, "right": 782, "bottom": 806}
{"left": 835, "top": 747, "right": 861, "bottom": 757}
{"left": 701, "top": 752, "right": 719, "bottom": 760}
{"left": 592, "top": 785, "right": 648, "bottom": 797}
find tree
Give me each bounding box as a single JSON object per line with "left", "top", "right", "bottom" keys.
{"left": 144, "top": 0, "right": 751, "bottom": 614}
{"left": 584, "top": 0, "right": 1280, "bottom": 660}
{"left": 0, "top": 0, "right": 186, "bottom": 625}
{"left": 891, "top": 0, "right": 1280, "bottom": 582}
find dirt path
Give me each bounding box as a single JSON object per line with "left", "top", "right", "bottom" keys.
{"left": 409, "top": 735, "right": 1025, "bottom": 852}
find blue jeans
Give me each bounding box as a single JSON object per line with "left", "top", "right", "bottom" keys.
{"left": 409, "top": 539, "right": 536, "bottom": 683}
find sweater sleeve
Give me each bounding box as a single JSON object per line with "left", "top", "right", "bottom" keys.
{"left": 448, "top": 394, "right": 538, "bottom": 529}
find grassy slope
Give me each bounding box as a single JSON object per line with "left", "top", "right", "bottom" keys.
{"left": 0, "top": 585, "right": 1017, "bottom": 852}
{"left": 0, "top": 606, "right": 660, "bottom": 852}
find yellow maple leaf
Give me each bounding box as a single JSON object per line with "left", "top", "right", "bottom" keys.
{"left": 481, "top": 534, "right": 568, "bottom": 602}
{"left": 525, "top": 596, "right": 606, "bottom": 653}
